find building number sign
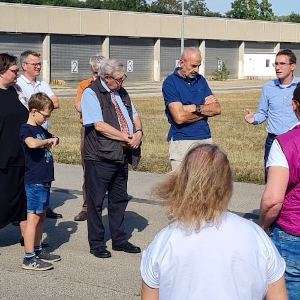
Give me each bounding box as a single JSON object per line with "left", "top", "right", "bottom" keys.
{"left": 71, "top": 60, "right": 78, "bottom": 73}
{"left": 127, "top": 60, "right": 133, "bottom": 72}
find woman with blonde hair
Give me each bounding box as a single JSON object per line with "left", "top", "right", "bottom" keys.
{"left": 141, "top": 144, "right": 287, "bottom": 300}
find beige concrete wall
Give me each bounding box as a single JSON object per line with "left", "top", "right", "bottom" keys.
{"left": 81, "top": 10, "right": 110, "bottom": 35}
{"left": 1, "top": 2, "right": 300, "bottom": 43}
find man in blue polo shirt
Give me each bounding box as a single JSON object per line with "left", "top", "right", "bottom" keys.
{"left": 245, "top": 49, "right": 300, "bottom": 181}
{"left": 162, "top": 47, "right": 221, "bottom": 171}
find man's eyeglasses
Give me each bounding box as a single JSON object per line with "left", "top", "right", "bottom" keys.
{"left": 272, "top": 62, "right": 293, "bottom": 67}
{"left": 25, "top": 62, "right": 42, "bottom": 68}
{"left": 107, "top": 74, "right": 127, "bottom": 85}
{"left": 37, "top": 111, "right": 51, "bottom": 119}
{"left": 8, "top": 68, "right": 19, "bottom": 75}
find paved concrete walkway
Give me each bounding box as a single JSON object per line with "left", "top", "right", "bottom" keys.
{"left": 0, "top": 163, "right": 264, "bottom": 300}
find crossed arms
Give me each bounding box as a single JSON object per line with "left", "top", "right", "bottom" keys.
{"left": 168, "top": 94, "right": 221, "bottom": 125}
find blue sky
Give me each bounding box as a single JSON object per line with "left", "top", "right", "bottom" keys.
{"left": 205, "top": 0, "right": 300, "bottom": 16}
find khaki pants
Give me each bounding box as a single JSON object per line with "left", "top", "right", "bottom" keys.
{"left": 169, "top": 138, "right": 213, "bottom": 171}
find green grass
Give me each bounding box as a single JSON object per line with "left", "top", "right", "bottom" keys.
{"left": 50, "top": 91, "right": 266, "bottom": 184}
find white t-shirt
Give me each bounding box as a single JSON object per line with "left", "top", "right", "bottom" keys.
{"left": 267, "top": 122, "right": 300, "bottom": 169}
{"left": 17, "top": 75, "right": 55, "bottom": 129}
{"left": 141, "top": 212, "right": 285, "bottom": 300}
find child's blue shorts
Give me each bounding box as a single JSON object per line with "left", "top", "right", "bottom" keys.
{"left": 25, "top": 182, "right": 51, "bottom": 214}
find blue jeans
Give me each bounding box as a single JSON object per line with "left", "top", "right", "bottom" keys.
{"left": 25, "top": 183, "right": 51, "bottom": 214}
{"left": 271, "top": 225, "right": 300, "bottom": 300}
{"left": 264, "top": 134, "right": 276, "bottom": 182}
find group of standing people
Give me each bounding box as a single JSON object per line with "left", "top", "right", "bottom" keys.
{"left": 245, "top": 48, "right": 300, "bottom": 300}
{"left": 1, "top": 45, "right": 300, "bottom": 299}
{"left": 140, "top": 47, "right": 300, "bottom": 300}
{"left": 0, "top": 51, "right": 62, "bottom": 270}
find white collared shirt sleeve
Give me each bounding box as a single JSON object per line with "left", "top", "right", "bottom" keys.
{"left": 39, "top": 80, "right": 54, "bottom": 97}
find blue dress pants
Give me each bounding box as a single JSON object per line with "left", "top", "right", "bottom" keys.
{"left": 85, "top": 160, "right": 129, "bottom": 250}
{"left": 271, "top": 225, "right": 300, "bottom": 300}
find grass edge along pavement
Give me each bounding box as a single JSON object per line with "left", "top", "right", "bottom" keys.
{"left": 50, "top": 91, "right": 266, "bottom": 184}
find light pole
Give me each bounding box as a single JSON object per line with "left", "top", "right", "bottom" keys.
{"left": 181, "top": 0, "right": 185, "bottom": 54}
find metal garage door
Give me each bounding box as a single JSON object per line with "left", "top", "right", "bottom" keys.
{"left": 110, "top": 37, "right": 154, "bottom": 82}
{"left": 280, "top": 43, "right": 300, "bottom": 77}
{"left": 0, "top": 33, "right": 43, "bottom": 64}
{"left": 51, "top": 35, "right": 102, "bottom": 82}
{"left": 160, "top": 39, "right": 200, "bottom": 78}
{"left": 205, "top": 40, "right": 239, "bottom": 79}
{"left": 245, "top": 42, "right": 276, "bottom": 54}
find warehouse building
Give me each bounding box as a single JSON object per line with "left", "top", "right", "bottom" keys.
{"left": 1, "top": 2, "right": 300, "bottom": 83}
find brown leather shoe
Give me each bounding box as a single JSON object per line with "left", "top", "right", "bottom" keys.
{"left": 74, "top": 211, "right": 87, "bottom": 221}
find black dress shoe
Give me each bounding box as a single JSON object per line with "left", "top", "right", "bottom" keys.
{"left": 112, "top": 241, "right": 141, "bottom": 253}
{"left": 74, "top": 211, "right": 87, "bottom": 221}
{"left": 90, "top": 247, "right": 111, "bottom": 258}
{"left": 46, "top": 208, "right": 63, "bottom": 219}
{"left": 19, "top": 237, "right": 49, "bottom": 248}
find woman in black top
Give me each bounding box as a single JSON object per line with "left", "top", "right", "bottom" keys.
{"left": 0, "top": 53, "right": 28, "bottom": 233}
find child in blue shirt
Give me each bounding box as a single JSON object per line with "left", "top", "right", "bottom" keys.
{"left": 20, "top": 92, "right": 60, "bottom": 271}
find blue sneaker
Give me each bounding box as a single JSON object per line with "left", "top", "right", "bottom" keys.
{"left": 22, "top": 257, "right": 53, "bottom": 271}
{"left": 36, "top": 249, "right": 61, "bottom": 262}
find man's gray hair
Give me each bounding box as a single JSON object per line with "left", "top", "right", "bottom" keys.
{"left": 181, "top": 47, "right": 201, "bottom": 60}
{"left": 89, "top": 54, "right": 106, "bottom": 72}
{"left": 99, "top": 59, "right": 125, "bottom": 79}
{"left": 20, "top": 50, "right": 40, "bottom": 65}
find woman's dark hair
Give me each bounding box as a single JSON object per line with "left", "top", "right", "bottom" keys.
{"left": 0, "top": 53, "right": 17, "bottom": 74}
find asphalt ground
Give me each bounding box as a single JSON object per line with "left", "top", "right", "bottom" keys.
{"left": 0, "top": 79, "right": 267, "bottom": 300}
{"left": 0, "top": 163, "right": 264, "bottom": 300}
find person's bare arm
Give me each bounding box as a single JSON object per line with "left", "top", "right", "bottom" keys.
{"left": 50, "top": 94, "right": 59, "bottom": 109}
{"left": 75, "top": 101, "right": 82, "bottom": 113}
{"left": 24, "top": 136, "right": 58, "bottom": 149}
{"left": 169, "top": 95, "right": 221, "bottom": 125}
{"left": 141, "top": 281, "right": 159, "bottom": 300}
{"left": 259, "top": 166, "right": 289, "bottom": 231}
{"left": 266, "top": 276, "right": 288, "bottom": 300}
{"left": 200, "top": 94, "right": 221, "bottom": 117}
{"left": 168, "top": 102, "right": 204, "bottom": 124}
{"left": 94, "top": 121, "right": 131, "bottom": 142}
{"left": 75, "top": 82, "right": 85, "bottom": 113}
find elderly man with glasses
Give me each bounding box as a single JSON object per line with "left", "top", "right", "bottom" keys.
{"left": 73, "top": 54, "right": 106, "bottom": 222}
{"left": 81, "top": 59, "right": 143, "bottom": 259}
{"left": 245, "top": 49, "right": 300, "bottom": 182}
{"left": 17, "top": 50, "right": 61, "bottom": 220}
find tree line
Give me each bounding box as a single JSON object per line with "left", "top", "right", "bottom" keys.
{"left": 3, "top": 0, "right": 300, "bottom": 23}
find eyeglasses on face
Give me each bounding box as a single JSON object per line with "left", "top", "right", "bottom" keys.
{"left": 25, "top": 62, "right": 42, "bottom": 67}
{"left": 8, "top": 68, "right": 19, "bottom": 75}
{"left": 272, "top": 62, "right": 293, "bottom": 67}
{"left": 106, "top": 74, "right": 127, "bottom": 85}
{"left": 37, "top": 110, "right": 51, "bottom": 119}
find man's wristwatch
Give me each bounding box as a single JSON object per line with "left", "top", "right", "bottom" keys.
{"left": 195, "top": 104, "right": 202, "bottom": 114}
{"left": 136, "top": 129, "right": 143, "bottom": 136}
